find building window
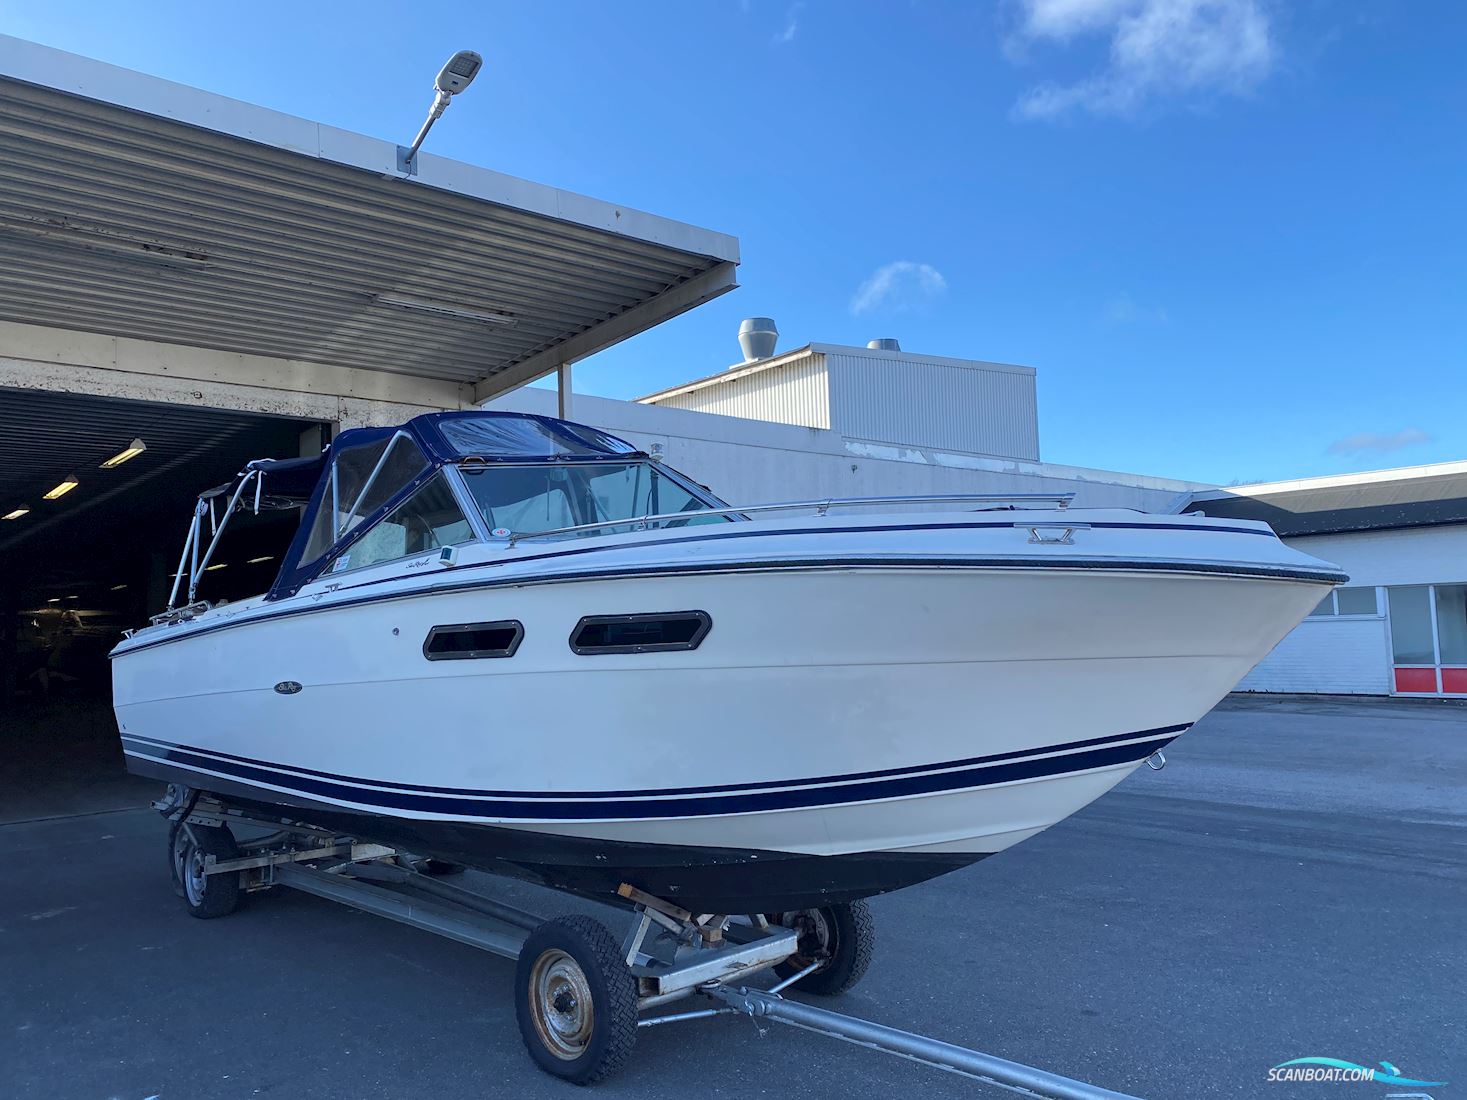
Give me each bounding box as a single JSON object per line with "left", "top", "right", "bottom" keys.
{"left": 1388, "top": 586, "right": 1435, "bottom": 664}
{"left": 1386, "top": 583, "right": 1467, "bottom": 696}
{"left": 1335, "top": 586, "right": 1379, "bottom": 616}
{"left": 1435, "top": 585, "right": 1467, "bottom": 665}
{"left": 1308, "top": 585, "right": 1380, "bottom": 618}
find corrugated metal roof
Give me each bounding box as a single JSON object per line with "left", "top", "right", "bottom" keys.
{"left": 1187, "top": 462, "right": 1467, "bottom": 536}
{"left": 0, "top": 36, "right": 739, "bottom": 401}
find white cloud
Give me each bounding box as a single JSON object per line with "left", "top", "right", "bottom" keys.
{"left": 850, "top": 261, "right": 948, "bottom": 316}
{"left": 774, "top": 3, "right": 802, "bottom": 43}
{"left": 1023, "top": 0, "right": 1139, "bottom": 39}
{"left": 1010, "top": 0, "right": 1275, "bottom": 120}
{"left": 1327, "top": 428, "right": 1432, "bottom": 456}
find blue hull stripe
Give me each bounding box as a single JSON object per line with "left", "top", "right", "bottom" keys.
{"left": 120, "top": 723, "right": 1188, "bottom": 799}
{"left": 120, "top": 730, "right": 1182, "bottom": 820}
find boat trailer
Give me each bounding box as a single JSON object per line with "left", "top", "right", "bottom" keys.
{"left": 163, "top": 791, "right": 1142, "bottom": 1097}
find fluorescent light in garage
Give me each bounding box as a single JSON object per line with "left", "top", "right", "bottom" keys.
{"left": 43, "top": 475, "right": 79, "bottom": 500}
{"left": 101, "top": 438, "right": 147, "bottom": 468}
{"left": 247, "top": 555, "right": 274, "bottom": 564}
{"left": 110, "top": 584, "right": 127, "bottom": 591}
{"left": 204, "top": 563, "right": 227, "bottom": 571}
{"left": 2, "top": 506, "right": 28, "bottom": 520}
{"left": 46, "top": 597, "right": 59, "bottom": 603}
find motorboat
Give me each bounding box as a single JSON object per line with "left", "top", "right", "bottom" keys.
{"left": 112, "top": 411, "right": 1346, "bottom": 914}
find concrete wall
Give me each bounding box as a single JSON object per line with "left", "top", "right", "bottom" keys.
{"left": 489, "top": 388, "right": 1202, "bottom": 511}
{"left": 0, "top": 320, "right": 469, "bottom": 431}
{"left": 1281, "top": 525, "right": 1467, "bottom": 588}
{"left": 1238, "top": 524, "right": 1467, "bottom": 694}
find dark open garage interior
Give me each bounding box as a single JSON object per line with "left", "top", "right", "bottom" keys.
{"left": 0, "top": 388, "right": 325, "bottom": 821}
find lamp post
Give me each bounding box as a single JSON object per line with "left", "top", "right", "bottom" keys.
{"left": 397, "top": 50, "right": 483, "bottom": 175}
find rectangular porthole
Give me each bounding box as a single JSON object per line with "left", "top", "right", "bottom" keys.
{"left": 423, "top": 620, "right": 524, "bottom": 661}
{"left": 570, "top": 611, "right": 711, "bottom": 655}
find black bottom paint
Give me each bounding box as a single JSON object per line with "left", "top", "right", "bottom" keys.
{"left": 129, "top": 758, "right": 985, "bottom": 912}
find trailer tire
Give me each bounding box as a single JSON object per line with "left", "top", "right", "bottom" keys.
{"left": 170, "top": 821, "right": 242, "bottom": 919}
{"left": 166, "top": 819, "right": 186, "bottom": 898}
{"left": 515, "top": 916, "right": 637, "bottom": 1084}
{"left": 770, "top": 900, "right": 875, "bottom": 996}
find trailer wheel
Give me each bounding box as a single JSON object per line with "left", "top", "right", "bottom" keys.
{"left": 770, "top": 900, "right": 875, "bottom": 996}
{"left": 170, "top": 821, "right": 242, "bottom": 919}
{"left": 515, "top": 916, "right": 637, "bottom": 1084}
{"left": 166, "top": 819, "right": 186, "bottom": 898}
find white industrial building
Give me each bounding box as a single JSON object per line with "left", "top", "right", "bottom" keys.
{"left": 1185, "top": 465, "right": 1467, "bottom": 698}
{"left": 640, "top": 326, "right": 1041, "bottom": 462}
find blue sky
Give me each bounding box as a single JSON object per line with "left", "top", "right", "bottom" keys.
{"left": 3, "top": 1, "right": 1464, "bottom": 484}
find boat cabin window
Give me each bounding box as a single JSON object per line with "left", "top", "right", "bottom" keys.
{"left": 570, "top": 611, "right": 712, "bottom": 654}
{"left": 301, "top": 433, "right": 429, "bottom": 564}
{"left": 330, "top": 472, "right": 473, "bottom": 574}
{"left": 459, "top": 461, "right": 728, "bottom": 536}
{"left": 344, "top": 436, "right": 430, "bottom": 533}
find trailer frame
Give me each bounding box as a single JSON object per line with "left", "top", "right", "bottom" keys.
{"left": 163, "top": 792, "right": 1143, "bottom": 1098}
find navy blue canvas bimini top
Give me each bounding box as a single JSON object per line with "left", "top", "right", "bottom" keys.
{"left": 219, "top": 412, "right": 644, "bottom": 600}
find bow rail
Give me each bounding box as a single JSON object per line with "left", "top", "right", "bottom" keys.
{"left": 505, "top": 492, "right": 1075, "bottom": 547}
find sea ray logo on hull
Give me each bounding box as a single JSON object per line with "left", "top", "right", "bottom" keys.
{"left": 1267, "top": 1057, "right": 1446, "bottom": 1088}
{"left": 273, "top": 681, "right": 303, "bottom": 695}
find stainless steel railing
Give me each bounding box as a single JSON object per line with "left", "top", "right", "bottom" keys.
{"left": 505, "top": 492, "right": 1074, "bottom": 547}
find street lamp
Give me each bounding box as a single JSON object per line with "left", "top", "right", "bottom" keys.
{"left": 397, "top": 50, "right": 483, "bottom": 175}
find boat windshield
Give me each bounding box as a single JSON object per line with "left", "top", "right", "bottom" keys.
{"left": 458, "top": 461, "right": 730, "bottom": 536}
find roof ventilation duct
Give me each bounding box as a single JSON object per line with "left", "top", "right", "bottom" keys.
{"left": 867, "top": 338, "right": 901, "bottom": 352}
{"left": 737, "top": 317, "right": 778, "bottom": 364}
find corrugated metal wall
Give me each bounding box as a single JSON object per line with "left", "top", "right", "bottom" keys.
{"left": 825, "top": 351, "right": 1039, "bottom": 460}
{"left": 651, "top": 350, "right": 830, "bottom": 429}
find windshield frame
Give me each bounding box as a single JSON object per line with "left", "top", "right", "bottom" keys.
{"left": 452, "top": 458, "right": 734, "bottom": 540}
{"left": 312, "top": 469, "right": 485, "bottom": 582}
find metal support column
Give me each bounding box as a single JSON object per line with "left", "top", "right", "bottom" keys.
{"left": 557, "top": 363, "right": 572, "bottom": 420}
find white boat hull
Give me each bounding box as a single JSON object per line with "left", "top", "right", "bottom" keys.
{"left": 113, "top": 511, "right": 1341, "bottom": 910}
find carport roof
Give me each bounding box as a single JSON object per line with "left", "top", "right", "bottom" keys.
{"left": 0, "top": 36, "right": 739, "bottom": 402}
{"left": 1186, "top": 461, "right": 1467, "bottom": 536}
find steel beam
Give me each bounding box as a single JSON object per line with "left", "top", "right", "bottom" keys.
{"left": 707, "top": 986, "right": 1143, "bottom": 1100}
{"left": 473, "top": 261, "right": 739, "bottom": 404}
{"left": 273, "top": 864, "right": 527, "bottom": 959}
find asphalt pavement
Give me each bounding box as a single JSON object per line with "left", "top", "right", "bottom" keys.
{"left": 2, "top": 694, "right": 1463, "bottom": 1099}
